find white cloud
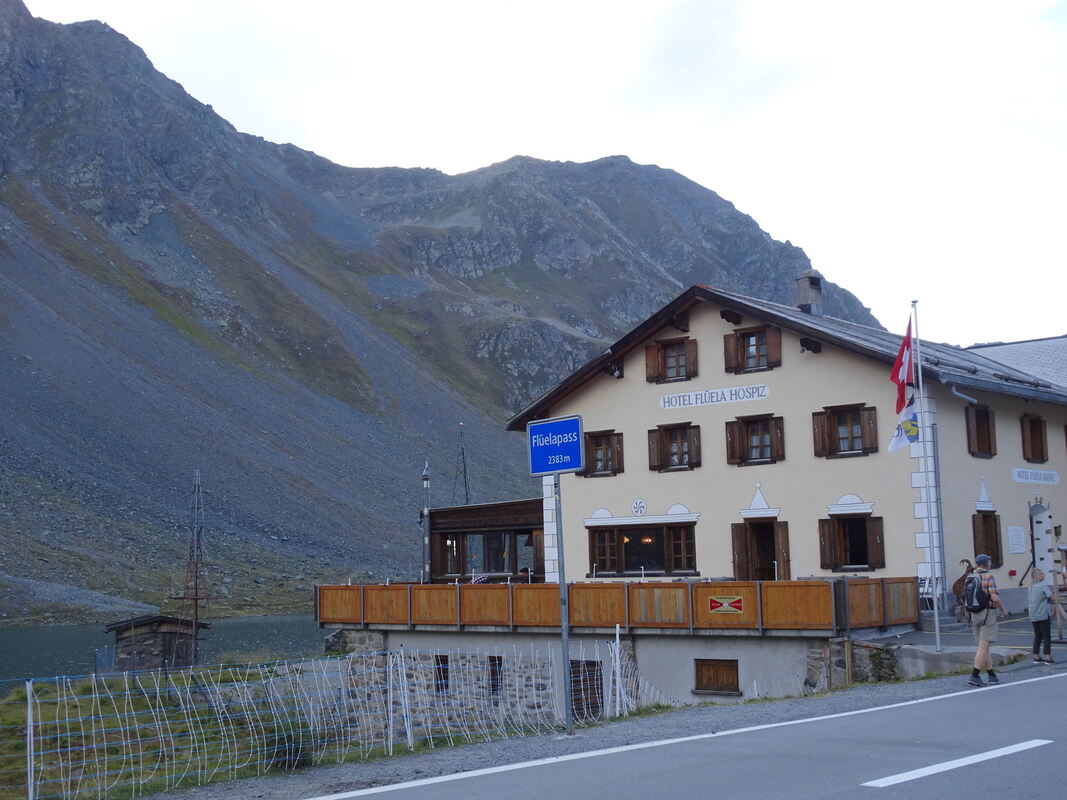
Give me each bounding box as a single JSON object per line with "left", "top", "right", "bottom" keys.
{"left": 23, "top": 0, "right": 1067, "bottom": 344}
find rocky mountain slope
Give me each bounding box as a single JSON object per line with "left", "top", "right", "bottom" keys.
{"left": 0, "top": 0, "right": 880, "bottom": 623}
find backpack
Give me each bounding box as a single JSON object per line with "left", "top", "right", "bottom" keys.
{"left": 962, "top": 573, "right": 990, "bottom": 613}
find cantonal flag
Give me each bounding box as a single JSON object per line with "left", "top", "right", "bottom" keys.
{"left": 888, "top": 395, "right": 920, "bottom": 453}
{"left": 891, "top": 319, "right": 914, "bottom": 414}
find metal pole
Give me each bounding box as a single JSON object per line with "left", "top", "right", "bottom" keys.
{"left": 25, "top": 678, "right": 34, "bottom": 800}
{"left": 911, "top": 301, "right": 942, "bottom": 652}
{"left": 421, "top": 463, "right": 430, "bottom": 583}
{"left": 554, "top": 474, "right": 574, "bottom": 735}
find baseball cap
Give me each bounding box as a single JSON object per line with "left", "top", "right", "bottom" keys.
{"left": 975, "top": 554, "right": 991, "bottom": 567}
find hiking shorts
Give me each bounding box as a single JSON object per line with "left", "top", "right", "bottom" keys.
{"left": 972, "top": 609, "right": 999, "bottom": 643}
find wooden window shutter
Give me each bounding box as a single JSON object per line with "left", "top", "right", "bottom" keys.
{"left": 645, "top": 344, "right": 662, "bottom": 382}
{"left": 971, "top": 513, "right": 984, "bottom": 557}
{"left": 766, "top": 327, "right": 782, "bottom": 368}
{"left": 1021, "top": 415, "right": 1035, "bottom": 461}
{"left": 965, "top": 405, "right": 979, "bottom": 456}
{"left": 773, "top": 521, "right": 790, "bottom": 580}
{"left": 866, "top": 516, "right": 885, "bottom": 569}
{"left": 685, "top": 338, "right": 699, "bottom": 378}
{"left": 860, "top": 406, "right": 878, "bottom": 453}
{"left": 987, "top": 408, "right": 997, "bottom": 456}
{"left": 687, "top": 425, "right": 702, "bottom": 468}
{"left": 812, "top": 411, "right": 831, "bottom": 457}
{"left": 731, "top": 523, "right": 750, "bottom": 581}
{"left": 723, "top": 332, "right": 740, "bottom": 373}
{"left": 990, "top": 514, "right": 1003, "bottom": 567}
{"left": 577, "top": 433, "right": 591, "bottom": 476}
{"left": 647, "top": 428, "right": 662, "bottom": 471}
{"left": 725, "top": 420, "right": 743, "bottom": 465}
{"left": 613, "top": 432, "right": 624, "bottom": 474}
{"left": 1038, "top": 417, "right": 1048, "bottom": 462}
{"left": 818, "top": 518, "right": 835, "bottom": 570}
{"left": 770, "top": 416, "right": 785, "bottom": 462}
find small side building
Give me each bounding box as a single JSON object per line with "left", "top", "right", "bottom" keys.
{"left": 104, "top": 614, "right": 210, "bottom": 672}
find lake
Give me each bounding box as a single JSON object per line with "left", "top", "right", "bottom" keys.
{"left": 0, "top": 614, "right": 327, "bottom": 682}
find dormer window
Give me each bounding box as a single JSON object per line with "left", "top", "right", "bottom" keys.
{"left": 724, "top": 326, "right": 782, "bottom": 373}
{"left": 646, "top": 337, "right": 698, "bottom": 383}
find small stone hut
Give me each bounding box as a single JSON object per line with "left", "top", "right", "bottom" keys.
{"left": 105, "top": 614, "right": 210, "bottom": 671}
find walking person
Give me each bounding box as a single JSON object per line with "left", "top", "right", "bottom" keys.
{"left": 968, "top": 554, "right": 1006, "bottom": 686}
{"left": 1029, "top": 569, "right": 1056, "bottom": 664}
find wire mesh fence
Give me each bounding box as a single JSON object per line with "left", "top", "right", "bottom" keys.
{"left": 0, "top": 639, "right": 677, "bottom": 800}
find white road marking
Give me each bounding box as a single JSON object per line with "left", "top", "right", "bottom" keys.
{"left": 862, "top": 739, "right": 1053, "bottom": 788}
{"left": 301, "top": 672, "right": 1067, "bottom": 800}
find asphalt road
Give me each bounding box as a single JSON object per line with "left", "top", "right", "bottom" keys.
{"left": 297, "top": 672, "right": 1067, "bottom": 800}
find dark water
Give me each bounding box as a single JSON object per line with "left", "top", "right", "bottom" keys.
{"left": 0, "top": 614, "right": 326, "bottom": 683}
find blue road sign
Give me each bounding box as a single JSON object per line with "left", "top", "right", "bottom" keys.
{"left": 527, "top": 415, "right": 584, "bottom": 476}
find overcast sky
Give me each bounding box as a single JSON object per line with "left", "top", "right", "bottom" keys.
{"left": 23, "top": 0, "right": 1067, "bottom": 346}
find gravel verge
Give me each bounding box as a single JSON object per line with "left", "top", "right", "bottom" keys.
{"left": 145, "top": 659, "right": 1055, "bottom": 800}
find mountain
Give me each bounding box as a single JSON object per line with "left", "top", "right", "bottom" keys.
{"left": 0, "top": 0, "right": 881, "bottom": 623}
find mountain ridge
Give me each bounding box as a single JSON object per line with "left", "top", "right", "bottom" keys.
{"left": 0, "top": 0, "right": 880, "bottom": 623}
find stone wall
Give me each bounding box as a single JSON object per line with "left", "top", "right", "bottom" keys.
{"left": 342, "top": 648, "right": 562, "bottom": 748}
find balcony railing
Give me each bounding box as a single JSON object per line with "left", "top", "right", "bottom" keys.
{"left": 316, "top": 577, "right": 918, "bottom": 634}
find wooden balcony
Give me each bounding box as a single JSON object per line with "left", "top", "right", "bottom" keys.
{"left": 317, "top": 577, "right": 918, "bottom": 635}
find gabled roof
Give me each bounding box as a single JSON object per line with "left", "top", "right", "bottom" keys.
{"left": 105, "top": 614, "right": 211, "bottom": 632}
{"left": 506, "top": 285, "right": 1067, "bottom": 431}
{"left": 967, "top": 335, "right": 1067, "bottom": 391}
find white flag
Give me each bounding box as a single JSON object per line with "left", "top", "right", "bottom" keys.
{"left": 889, "top": 395, "right": 920, "bottom": 453}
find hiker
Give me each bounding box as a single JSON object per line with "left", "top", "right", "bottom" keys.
{"left": 967, "top": 553, "right": 1006, "bottom": 686}
{"left": 1028, "top": 569, "right": 1056, "bottom": 664}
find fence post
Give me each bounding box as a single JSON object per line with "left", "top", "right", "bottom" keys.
{"left": 25, "top": 678, "right": 34, "bottom": 800}
{"left": 386, "top": 653, "right": 394, "bottom": 756}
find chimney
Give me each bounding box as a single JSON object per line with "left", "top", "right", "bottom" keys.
{"left": 796, "top": 269, "right": 823, "bottom": 316}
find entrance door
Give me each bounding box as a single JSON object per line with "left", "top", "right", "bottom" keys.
{"left": 731, "top": 520, "right": 791, "bottom": 580}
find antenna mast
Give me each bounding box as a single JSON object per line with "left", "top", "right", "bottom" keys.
{"left": 175, "top": 470, "right": 209, "bottom": 665}
{"left": 452, "top": 423, "right": 471, "bottom": 505}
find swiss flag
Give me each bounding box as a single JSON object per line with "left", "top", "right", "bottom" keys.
{"left": 891, "top": 319, "right": 914, "bottom": 414}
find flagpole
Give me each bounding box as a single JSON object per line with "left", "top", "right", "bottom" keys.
{"left": 911, "top": 300, "right": 943, "bottom": 652}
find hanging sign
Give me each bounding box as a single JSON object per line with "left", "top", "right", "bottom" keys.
{"left": 708, "top": 596, "right": 744, "bottom": 613}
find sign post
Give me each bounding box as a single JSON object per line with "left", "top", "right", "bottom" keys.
{"left": 527, "top": 415, "right": 584, "bottom": 736}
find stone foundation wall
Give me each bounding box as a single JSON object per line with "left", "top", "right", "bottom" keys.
{"left": 343, "top": 649, "right": 560, "bottom": 745}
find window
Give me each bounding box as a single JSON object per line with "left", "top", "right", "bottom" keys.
{"left": 812, "top": 405, "right": 878, "bottom": 457}
{"left": 579, "top": 430, "right": 624, "bottom": 477}
{"left": 487, "top": 655, "right": 503, "bottom": 696}
{"left": 724, "top": 326, "right": 782, "bottom": 373}
{"left": 972, "top": 512, "right": 1003, "bottom": 568}
{"left": 435, "top": 530, "right": 539, "bottom": 578}
{"left": 433, "top": 654, "right": 450, "bottom": 693}
{"left": 466, "top": 532, "right": 508, "bottom": 573}
{"left": 818, "top": 516, "right": 885, "bottom": 571}
{"left": 588, "top": 525, "right": 696, "bottom": 576}
{"left": 725, "top": 415, "right": 785, "bottom": 465}
{"left": 648, "top": 423, "right": 701, "bottom": 471}
{"left": 1021, "top": 414, "right": 1048, "bottom": 463}
{"left": 694, "top": 659, "right": 740, "bottom": 695}
{"left": 645, "top": 337, "right": 698, "bottom": 383}
{"left": 965, "top": 405, "right": 997, "bottom": 458}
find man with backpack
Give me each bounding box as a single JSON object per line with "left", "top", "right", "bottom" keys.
{"left": 965, "top": 553, "right": 1006, "bottom": 686}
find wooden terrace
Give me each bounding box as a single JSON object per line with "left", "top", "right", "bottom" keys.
{"left": 316, "top": 577, "right": 919, "bottom": 636}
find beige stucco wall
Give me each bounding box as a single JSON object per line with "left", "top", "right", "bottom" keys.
{"left": 933, "top": 384, "right": 1067, "bottom": 609}
{"left": 539, "top": 301, "right": 1067, "bottom": 597}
